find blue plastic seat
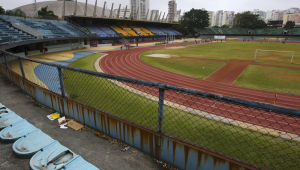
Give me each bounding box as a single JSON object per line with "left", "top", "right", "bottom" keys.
{"left": 0, "top": 119, "right": 38, "bottom": 143}
{"left": 0, "top": 112, "right": 23, "bottom": 130}
{"left": 30, "top": 141, "right": 78, "bottom": 170}
{"left": 12, "top": 129, "right": 56, "bottom": 159}
{"left": 61, "top": 156, "right": 99, "bottom": 170}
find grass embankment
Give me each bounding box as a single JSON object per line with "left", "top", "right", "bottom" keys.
{"left": 143, "top": 41, "right": 300, "bottom": 66}
{"left": 141, "top": 51, "right": 227, "bottom": 79}
{"left": 63, "top": 53, "right": 300, "bottom": 170}
{"left": 236, "top": 65, "right": 300, "bottom": 95}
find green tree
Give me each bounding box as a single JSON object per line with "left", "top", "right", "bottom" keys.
{"left": 5, "top": 8, "right": 25, "bottom": 17}
{"left": 14, "top": 8, "right": 26, "bottom": 17}
{"left": 233, "top": 11, "right": 266, "bottom": 29}
{"left": 38, "top": 6, "right": 58, "bottom": 19}
{"left": 221, "top": 25, "right": 229, "bottom": 28}
{"left": 212, "top": 25, "right": 220, "bottom": 28}
{"left": 284, "top": 21, "right": 295, "bottom": 29}
{"left": 180, "top": 8, "right": 209, "bottom": 35}
{"left": 0, "top": 6, "right": 5, "bottom": 14}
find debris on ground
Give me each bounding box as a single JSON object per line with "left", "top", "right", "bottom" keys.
{"left": 132, "top": 150, "right": 138, "bottom": 153}
{"left": 67, "top": 120, "right": 84, "bottom": 131}
{"left": 47, "top": 113, "right": 60, "bottom": 120}
{"left": 154, "top": 159, "right": 178, "bottom": 169}
{"left": 123, "top": 147, "right": 130, "bottom": 152}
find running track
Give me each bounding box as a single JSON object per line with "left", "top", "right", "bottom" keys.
{"left": 99, "top": 42, "right": 300, "bottom": 135}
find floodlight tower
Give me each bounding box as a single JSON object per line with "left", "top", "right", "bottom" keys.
{"left": 33, "top": 0, "right": 37, "bottom": 17}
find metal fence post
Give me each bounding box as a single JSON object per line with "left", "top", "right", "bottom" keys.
{"left": 18, "top": 58, "right": 25, "bottom": 79}
{"left": 57, "top": 67, "right": 66, "bottom": 98}
{"left": 4, "top": 53, "right": 9, "bottom": 68}
{"left": 58, "top": 66, "right": 66, "bottom": 116}
{"left": 158, "top": 88, "right": 165, "bottom": 132}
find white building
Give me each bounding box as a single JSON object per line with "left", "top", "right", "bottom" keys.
{"left": 214, "top": 10, "right": 234, "bottom": 27}
{"left": 168, "top": 0, "right": 177, "bottom": 22}
{"left": 130, "top": 0, "right": 150, "bottom": 20}
{"left": 114, "top": 8, "right": 131, "bottom": 19}
{"left": 207, "top": 11, "right": 215, "bottom": 27}
{"left": 287, "top": 7, "right": 300, "bottom": 14}
{"left": 150, "top": 10, "right": 159, "bottom": 21}
{"left": 223, "top": 11, "right": 235, "bottom": 27}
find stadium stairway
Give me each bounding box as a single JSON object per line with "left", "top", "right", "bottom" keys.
{"left": 0, "top": 19, "right": 36, "bottom": 45}
{"left": 1, "top": 15, "right": 87, "bottom": 38}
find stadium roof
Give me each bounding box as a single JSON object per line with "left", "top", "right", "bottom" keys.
{"left": 14, "top": 1, "right": 116, "bottom": 18}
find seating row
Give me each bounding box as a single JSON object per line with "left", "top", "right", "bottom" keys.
{"left": 1, "top": 16, "right": 87, "bottom": 39}
{"left": 195, "top": 27, "right": 300, "bottom": 35}
{"left": 0, "top": 103, "right": 99, "bottom": 170}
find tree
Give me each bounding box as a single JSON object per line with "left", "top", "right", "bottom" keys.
{"left": 284, "top": 21, "right": 295, "bottom": 29}
{"left": 180, "top": 8, "right": 209, "bottom": 35}
{"left": 212, "top": 25, "right": 220, "bottom": 28}
{"left": 221, "top": 25, "right": 229, "bottom": 28}
{"left": 13, "top": 8, "right": 26, "bottom": 17}
{"left": 38, "top": 6, "right": 58, "bottom": 19}
{"left": 5, "top": 8, "right": 25, "bottom": 17}
{"left": 0, "top": 6, "right": 5, "bottom": 14}
{"left": 233, "top": 11, "right": 266, "bottom": 29}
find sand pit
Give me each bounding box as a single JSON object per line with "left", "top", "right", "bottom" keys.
{"left": 166, "top": 46, "right": 185, "bottom": 49}
{"left": 145, "top": 54, "right": 172, "bottom": 58}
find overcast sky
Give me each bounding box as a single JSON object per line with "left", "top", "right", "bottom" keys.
{"left": 1, "top": 0, "right": 299, "bottom": 14}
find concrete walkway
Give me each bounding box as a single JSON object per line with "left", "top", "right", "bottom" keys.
{"left": 0, "top": 74, "right": 167, "bottom": 170}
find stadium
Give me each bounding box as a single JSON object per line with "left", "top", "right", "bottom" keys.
{"left": 0, "top": 0, "right": 300, "bottom": 170}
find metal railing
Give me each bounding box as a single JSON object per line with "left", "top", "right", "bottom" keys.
{"left": 1, "top": 50, "right": 300, "bottom": 170}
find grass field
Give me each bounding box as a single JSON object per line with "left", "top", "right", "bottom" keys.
{"left": 141, "top": 41, "right": 300, "bottom": 95}
{"left": 144, "top": 41, "right": 300, "bottom": 66}
{"left": 236, "top": 65, "right": 300, "bottom": 95}
{"left": 62, "top": 53, "right": 300, "bottom": 170}
{"left": 141, "top": 51, "right": 227, "bottom": 79}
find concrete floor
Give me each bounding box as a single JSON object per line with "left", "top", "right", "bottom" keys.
{"left": 0, "top": 73, "right": 168, "bottom": 170}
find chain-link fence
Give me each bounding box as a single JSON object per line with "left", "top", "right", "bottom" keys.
{"left": 1, "top": 50, "right": 300, "bottom": 170}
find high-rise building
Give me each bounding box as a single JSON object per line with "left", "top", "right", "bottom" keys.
{"left": 168, "top": 0, "right": 177, "bottom": 22}
{"left": 114, "top": 8, "right": 131, "bottom": 19}
{"left": 130, "top": 0, "right": 150, "bottom": 20}
{"left": 150, "top": 10, "right": 159, "bottom": 21}
{"left": 287, "top": 7, "right": 300, "bottom": 14}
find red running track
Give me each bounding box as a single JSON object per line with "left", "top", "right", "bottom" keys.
{"left": 99, "top": 42, "right": 300, "bottom": 135}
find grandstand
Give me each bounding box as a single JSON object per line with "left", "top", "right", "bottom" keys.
{"left": 0, "top": 19, "right": 35, "bottom": 45}
{"left": 86, "top": 25, "right": 109, "bottom": 37}
{"left": 1, "top": 16, "right": 86, "bottom": 39}
{"left": 110, "top": 26, "right": 132, "bottom": 36}
{"left": 288, "top": 28, "right": 300, "bottom": 35}
{"left": 195, "top": 27, "right": 300, "bottom": 36}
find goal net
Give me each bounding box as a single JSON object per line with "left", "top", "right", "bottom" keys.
{"left": 254, "top": 49, "right": 295, "bottom": 64}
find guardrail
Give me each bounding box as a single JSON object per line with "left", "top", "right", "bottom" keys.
{"left": 1, "top": 49, "right": 300, "bottom": 170}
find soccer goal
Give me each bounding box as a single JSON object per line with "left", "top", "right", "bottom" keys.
{"left": 254, "top": 49, "right": 295, "bottom": 64}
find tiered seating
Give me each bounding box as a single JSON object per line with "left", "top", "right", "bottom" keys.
{"left": 110, "top": 26, "right": 131, "bottom": 36}
{"left": 220, "top": 28, "right": 248, "bottom": 35}
{"left": 119, "top": 25, "right": 139, "bottom": 36}
{"left": 97, "top": 25, "right": 119, "bottom": 37}
{"left": 0, "top": 19, "right": 35, "bottom": 44}
{"left": 86, "top": 25, "right": 109, "bottom": 37}
{"left": 1, "top": 16, "right": 87, "bottom": 38}
{"left": 159, "top": 28, "right": 179, "bottom": 35}
{"left": 194, "top": 28, "right": 219, "bottom": 35}
{"left": 288, "top": 29, "right": 300, "bottom": 35}
{"left": 140, "top": 27, "right": 154, "bottom": 36}
{"left": 168, "top": 28, "right": 182, "bottom": 35}
{"left": 144, "top": 26, "right": 166, "bottom": 35}
{"left": 129, "top": 26, "right": 149, "bottom": 36}
{"left": 253, "top": 28, "right": 285, "bottom": 35}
